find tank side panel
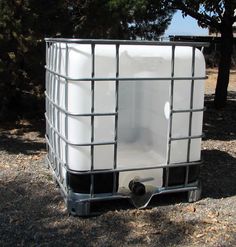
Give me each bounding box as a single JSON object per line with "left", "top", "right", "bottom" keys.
{"left": 170, "top": 47, "right": 205, "bottom": 163}
{"left": 118, "top": 46, "right": 172, "bottom": 188}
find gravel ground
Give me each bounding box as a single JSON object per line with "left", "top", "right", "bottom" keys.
{"left": 0, "top": 69, "right": 235, "bottom": 246}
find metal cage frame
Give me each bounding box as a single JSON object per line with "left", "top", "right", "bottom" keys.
{"left": 45, "top": 38, "right": 208, "bottom": 216}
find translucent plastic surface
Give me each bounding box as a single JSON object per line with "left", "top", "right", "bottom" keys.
{"left": 46, "top": 43, "right": 205, "bottom": 189}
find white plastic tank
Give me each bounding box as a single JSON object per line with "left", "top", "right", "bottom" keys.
{"left": 46, "top": 41, "right": 205, "bottom": 194}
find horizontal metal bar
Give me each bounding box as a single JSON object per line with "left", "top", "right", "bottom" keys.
{"left": 45, "top": 92, "right": 117, "bottom": 117}
{"left": 45, "top": 113, "right": 116, "bottom": 146}
{"left": 45, "top": 135, "right": 202, "bottom": 174}
{"left": 172, "top": 107, "right": 206, "bottom": 113}
{"left": 46, "top": 151, "right": 200, "bottom": 204}
{"left": 46, "top": 155, "right": 199, "bottom": 201}
{"left": 45, "top": 66, "right": 207, "bottom": 82}
{"left": 45, "top": 38, "right": 209, "bottom": 47}
{"left": 155, "top": 185, "right": 199, "bottom": 195}
{"left": 45, "top": 135, "right": 66, "bottom": 168}
{"left": 66, "top": 161, "right": 202, "bottom": 175}
{"left": 45, "top": 156, "right": 69, "bottom": 195}
{"left": 170, "top": 134, "right": 204, "bottom": 141}
{"left": 66, "top": 184, "right": 199, "bottom": 203}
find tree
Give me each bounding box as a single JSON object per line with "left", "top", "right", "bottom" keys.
{"left": 163, "top": 0, "right": 236, "bottom": 108}
{"left": 67, "top": 0, "right": 174, "bottom": 40}
{"left": 0, "top": 0, "right": 174, "bottom": 120}
{"left": 0, "top": 0, "right": 73, "bottom": 120}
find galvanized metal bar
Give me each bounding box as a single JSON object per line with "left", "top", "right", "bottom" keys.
{"left": 185, "top": 47, "right": 196, "bottom": 185}
{"left": 68, "top": 161, "right": 202, "bottom": 174}
{"left": 52, "top": 43, "right": 58, "bottom": 102}
{"left": 45, "top": 41, "right": 49, "bottom": 67}
{"left": 113, "top": 44, "right": 120, "bottom": 194}
{"left": 46, "top": 156, "right": 68, "bottom": 198}
{"left": 45, "top": 113, "right": 116, "bottom": 146}
{"left": 166, "top": 45, "right": 176, "bottom": 187}
{"left": 72, "top": 185, "right": 199, "bottom": 203}
{"left": 45, "top": 92, "right": 117, "bottom": 117}
{"left": 46, "top": 152, "right": 200, "bottom": 204}
{"left": 45, "top": 42, "right": 51, "bottom": 165}
{"left": 51, "top": 43, "right": 55, "bottom": 127}
{"left": 90, "top": 43, "right": 95, "bottom": 197}
{"left": 57, "top": 43, "right": 62, "bottom": 182}
{"left": 56, "top": 43, "right": 62, "bottom": 141}
{"left": 45, "top": 42, "right": 49, "bottom": 138}
{"left": 47, "top": 42, "right": 52, "bottom": 70}
{"left": 48, "top": 44, "right": 53, "bottom": 162}
{"left": 170, "top": 134, "right": 203, "bottom": 141}
{"left": 52, "top": 43, "right": 59, "bottom": 176}
{"left": 45, "top": 135, "right": 67, "bottom": 168}
{"left": 45, "top": 38, "right": 209, "bottom": 47}
{"left": 49, "top": 43, "right": 55, "bottom": 166}
{"left": 45, "top": 67, "right": 207, "bottom": 82}
{"left": 65, "top": 43, "right": 69, "bottom": 192}
{"left": 47, "top": 43, "right": 52, "bottom": 141}
{"left": 45, "top": 135, "right": 202, "bottom": 174}
{"left": 172, "top": 107, "right": 205, "bottom": 113}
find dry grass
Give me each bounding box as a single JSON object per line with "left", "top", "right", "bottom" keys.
{"left": 206, "top": 68, "right": 236, "bottom": 94}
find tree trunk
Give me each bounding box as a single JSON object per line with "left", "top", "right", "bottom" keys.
{"left": 214, "top": 16, "right": 233, "bottom": 108}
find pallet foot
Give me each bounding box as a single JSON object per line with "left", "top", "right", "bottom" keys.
{"left": 187, "top": 181, "right": 202, "bottom": 203}
{"left": 67, "top": 200, "right": 91, "bottom": 216}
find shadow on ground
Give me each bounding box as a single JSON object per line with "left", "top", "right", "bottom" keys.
{"left": 0, "top": 92, "right": 236, "bottom": 246}
{"left": 201, "top": 149, "right": 236, "bottom": 199}
{"left": 0, "top": 119, "right": 45, "bottom": 155}
{"left": 90, "top": 147, "right": 236, "bottom": 214}
{"left": 203, "top": 91, "right": 236, "bottom": 141}
{"left": 1, "top": 174, "right": 235, "bottom": 246}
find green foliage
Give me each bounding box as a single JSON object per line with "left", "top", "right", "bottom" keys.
{"left": 0, "top": 0, "right": 174, "bottom": 119}
{"left": 0, "top": 0, "right": 72, "bottom": 120}
{"left": 164, "top": 0, "right": 236, "bottom": 30}
{"left": 68, "top": 0, "right": 174, "bottom": 40}
{"left": 164, "top": 0, "right": 236, "bottom": 108}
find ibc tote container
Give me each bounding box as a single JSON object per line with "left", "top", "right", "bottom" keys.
{"left": 45, "top": 39, "right": 207, "bottom": 216}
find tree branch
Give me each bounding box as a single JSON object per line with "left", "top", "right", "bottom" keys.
{"left": 172, "top": 0, "right": 221, "bottom": 30}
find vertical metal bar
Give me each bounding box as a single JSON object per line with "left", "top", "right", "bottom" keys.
{"left": 166, "top": 45, "right": 176, "bottom": 188}
{"left": 48, "top": 41, "right": 53, "bottom": 153}
{"left": 52, "top": 43, "right": 58, "bottom": 125}
{"left": 113, "top": 44, "right": 120, "bottom": 194}
{"left": 52, "top": 43, "right": 56, "bottom": 170}
{"left": 57, "top": 43, "right": 62, "bottom": 182}
{"left": 45, "top": 42, "right": 49, "bottom": 136}
{"left": 185, "top": 47, "right": 196, "bottom": 185}
{"left": 90, "top": 44, "right": 95, "bottom": 197}
{"left": 47, "top": 42, "right": 52, "bottom": 153}
{"left": 49, "top": 43, "right": 54, "bottom": 165}
{"left": 52, "top": 43, "right": 58, "bottom": 175}
{"left": 47, "top": 42, "right": 51, "bottom": 141}
{"left": 47, "top": 42, "right": 52, "bottom": 70}
{"left": 65, "top": 43, "right": 69, "bottom": 190}
{"left": 48, "top": 42, "right": 53, "bottom": 99}
{"left": 45, "top": 41, "right": 50, "bottom": 161}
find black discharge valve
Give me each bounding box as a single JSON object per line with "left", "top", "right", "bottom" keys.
{"left": 129, "top": 179, "right": 146, "bottom": 196}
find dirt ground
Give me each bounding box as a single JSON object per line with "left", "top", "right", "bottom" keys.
{"left": 0, "top": 68, "right": 235, "bottom": 246}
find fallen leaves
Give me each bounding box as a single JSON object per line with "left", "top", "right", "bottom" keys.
{"left": 0, "top": 92, "right": 236, "bottom": 247}
{"left": 185, "top": 205, "right": 197, "bottom": 213}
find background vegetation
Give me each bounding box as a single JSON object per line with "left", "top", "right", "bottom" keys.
{"left": 0, "top": 0, "right": 174, "bottom": 121}
{"left": 0, "top": 0, "right": 235, "bottom": 121}
{"left": 165, "top": 0, "right": 236, "bottom": 108}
